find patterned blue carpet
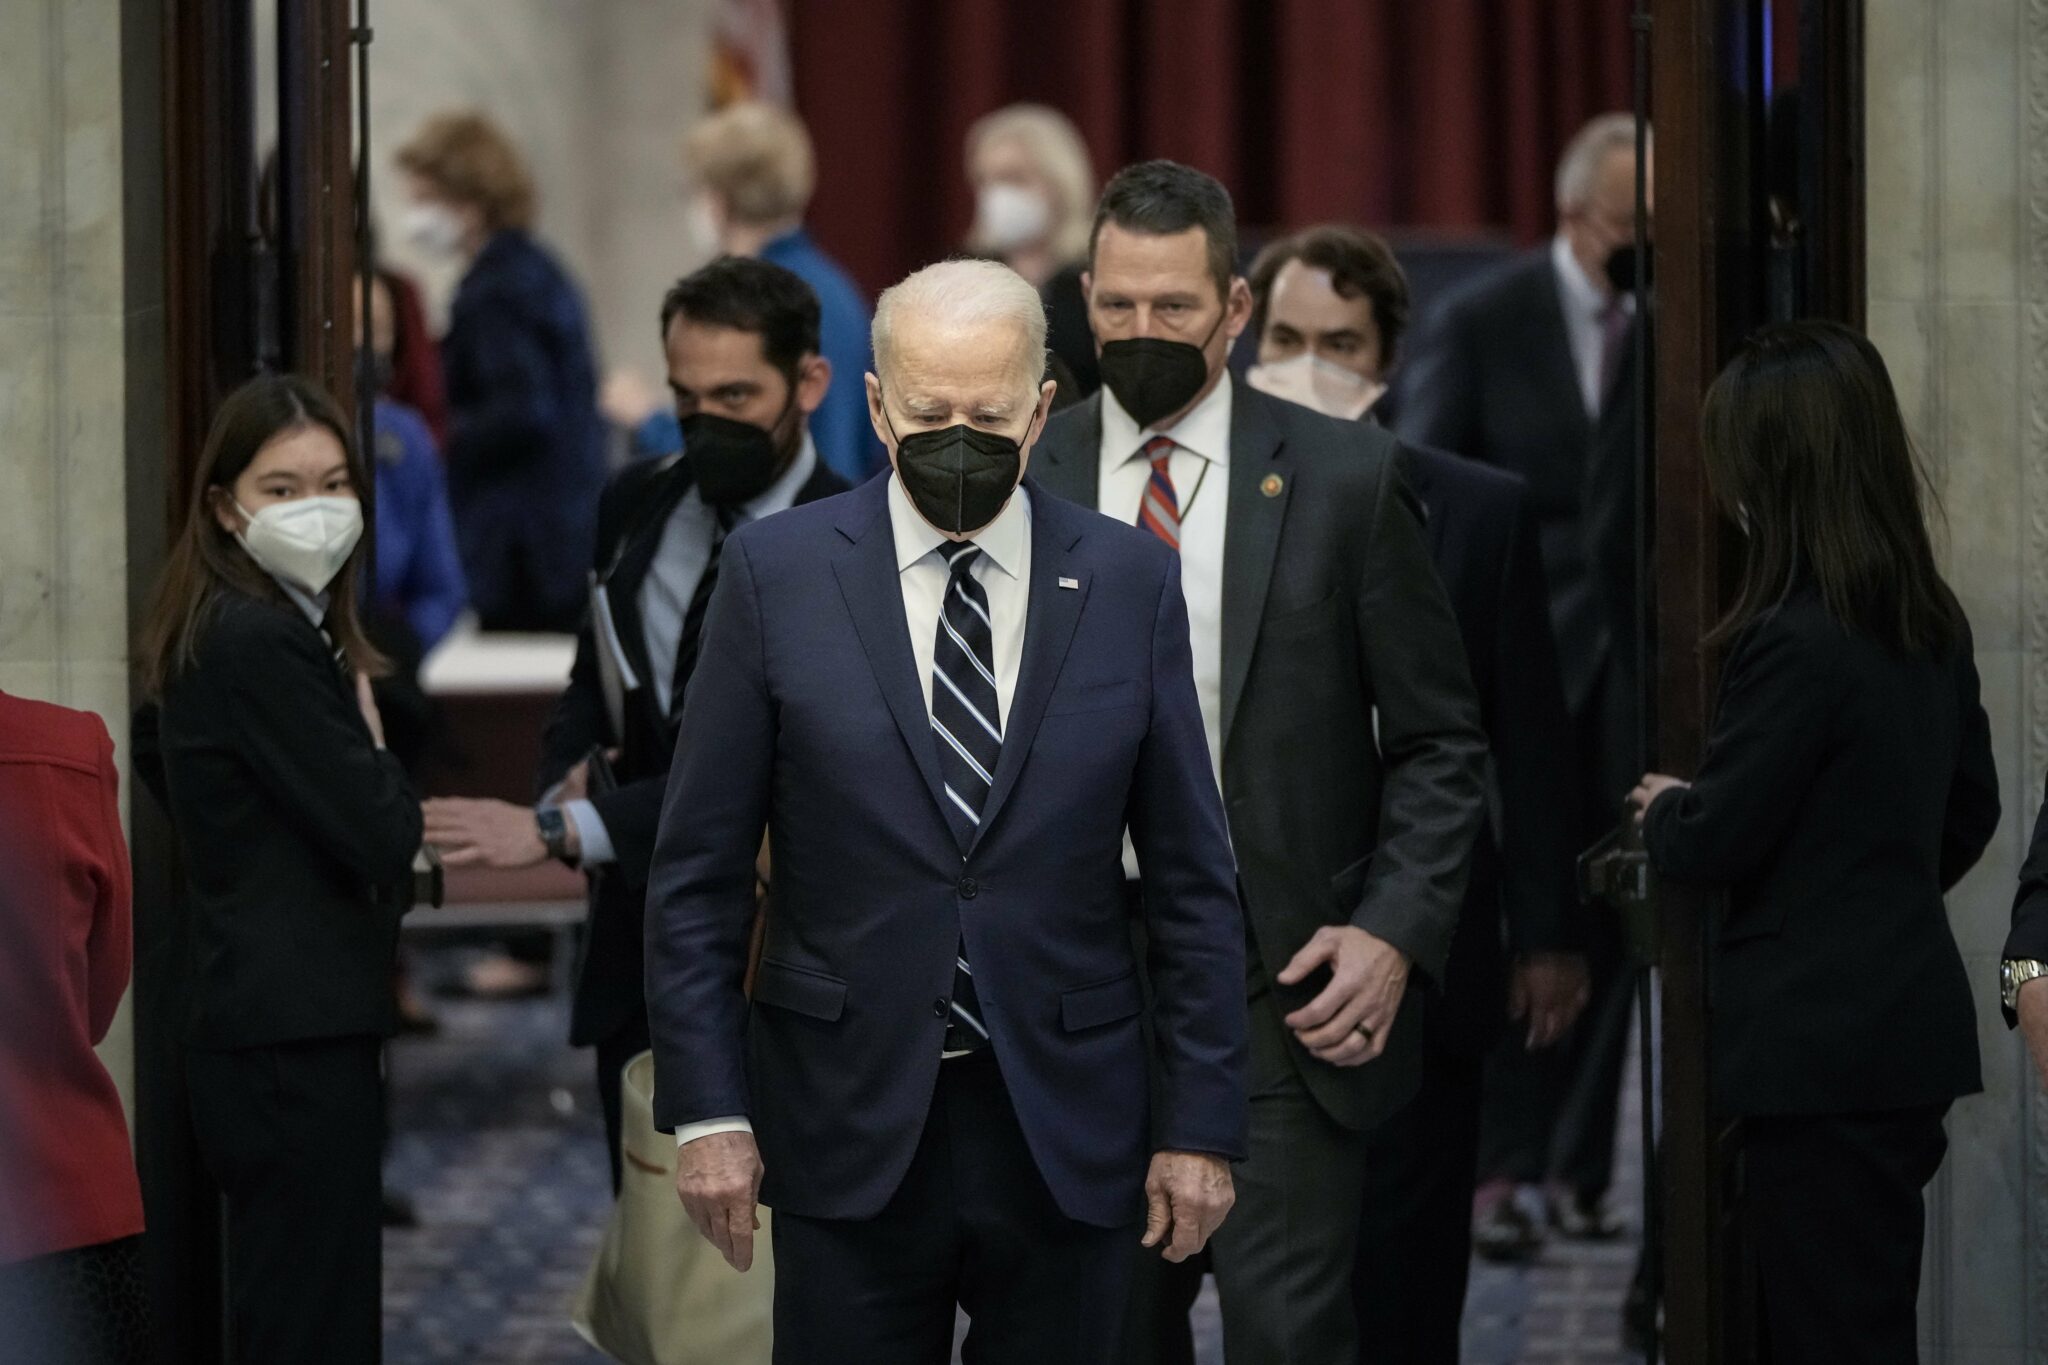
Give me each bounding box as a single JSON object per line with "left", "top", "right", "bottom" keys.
{"left": 382, "top": 962, "right": 1645, "bottom": 1363}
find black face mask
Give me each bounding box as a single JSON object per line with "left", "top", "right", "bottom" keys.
{"left": 1097, "top": 309, "right": 1226, "bottom": 428}
{"left": 681, "top": 392, "right": 799, "bottom": 508}
{"left": 888, "top": 407, "right": 1036, "bottom": 536}
{"left": 1605, "top": 242, "right": 1652, "bottom": 293}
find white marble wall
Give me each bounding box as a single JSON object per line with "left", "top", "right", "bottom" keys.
{"left": 1867, "top": 1, "right": 2040, "bottom": 1359}
{"left": 0, "top": 0, "right": 134, "bottom": 1103}
{"left": 324, "top": 0, "right": 713, "bottom": 397}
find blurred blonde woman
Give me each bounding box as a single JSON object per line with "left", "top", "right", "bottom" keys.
{"left": 965, "top": 103, "right": 1101, "bottom": 398}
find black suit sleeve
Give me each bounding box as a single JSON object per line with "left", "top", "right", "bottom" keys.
{"left": 586, "top": 777, "right": 668, "bottom": 883}
{"left": 217, "top": 612, "right": 423, "bottom": 888}
{"left": 1348, "top": 453, "right": 1490, "bottom": 982}
{"left": 537, "top": 469, "right": 642, "bottom": 796}
{"left": 2011, "top": 773, "right": 2048, "bottom": 968}
{"left": 644, "top": 533, "right": 774, "bottom": 1131}
{"left": 1940, "top": 626, "right": 1999, "bottom": 893}
{"left": 1394, "top": 304, "right": 1483, "bottom": 459}
{"left": 1490, "top": 486, "right": 1580, "bottom": 954}
{"left": 1641, "top": 614, "right": 1833, "bottom": 885}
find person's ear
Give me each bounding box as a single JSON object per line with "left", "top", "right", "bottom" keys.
{"left": 795, "top": 354, "right": 832, "bottom": 417}
{"left": 209, "top": 486, "right": 244, "bottom": 537}
{"left": 1224, "top": 276, "right": 1255, "bottom": 343}
{"left": 865, "top": 372, "right": 895, "bottom": 454}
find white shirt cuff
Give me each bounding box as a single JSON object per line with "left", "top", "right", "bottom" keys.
{"left": 676, "top": 1116, "right": 753, "bottom": 1148}
{"left": 560, "top": 798, "right": 616, "bottom": 866}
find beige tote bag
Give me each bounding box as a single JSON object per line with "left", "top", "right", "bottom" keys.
{"left": 571, "top": 1050, "right": 775, "bottom": 1364}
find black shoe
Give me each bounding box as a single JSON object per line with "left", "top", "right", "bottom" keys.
{"left": 1622, "top": 1255, "right": 1659, "bottom": 1356}
{"left": 1472, "top": 1192, "right": 1544, "bottom": 1263}
{"left": 381, "top": 1188, "right": 419, "bottom": 1228}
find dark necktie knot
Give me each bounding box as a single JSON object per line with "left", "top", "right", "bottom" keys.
{"left": 940, "top": 540, "right": 983, "bottom": 575}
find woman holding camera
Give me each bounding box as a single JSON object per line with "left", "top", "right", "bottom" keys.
{"left": 141, "top": 374, "right": 422, "bottom": 1364}
{"left": 1629, "top": 321, "right": 2000, "bottom": 1363}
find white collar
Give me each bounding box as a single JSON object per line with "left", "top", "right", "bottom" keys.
{"left": 1551, "top": 234, "right": 1633, "bottom": 320}
{"left": 888, "top": 470, "right": 1031, "bottom": 580}
{"left": 1102, "top": 369, "right": 1235, "bottom": 469}
{"left": 691, "top": 430, "right": 819, "bottom": 521}
{"left": 268, "top": 573, "right": 330, "bottom": 629}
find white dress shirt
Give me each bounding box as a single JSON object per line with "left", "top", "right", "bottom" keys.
{"left": 1099, "top": 373, "right": 1231, "bottom": 880}
{"left": 564, "top": 435, "right": 818, "bottom": 868}
{"left": 678, "top": 470, "right": 1034, "bottom": 1148}
{"left": 1550, "top": 234, "right": 1634, "bottom": 420}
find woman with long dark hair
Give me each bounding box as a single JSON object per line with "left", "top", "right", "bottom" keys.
{"left": 1629, "top": 321, "right": 2000, "bottom": 1362}
{"left": 141, "top": 373, "right": 421, "bottom": 1364}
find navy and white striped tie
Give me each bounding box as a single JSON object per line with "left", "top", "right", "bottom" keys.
{"left": 932, "top": 541, "right": 1000, "bottom": 1052}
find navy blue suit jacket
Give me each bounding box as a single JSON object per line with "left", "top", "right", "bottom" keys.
{"left": 645, "top": 475, "right": 1248, "bottom": 1228}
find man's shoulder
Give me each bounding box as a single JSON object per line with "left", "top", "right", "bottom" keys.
{"left": 729, "top": 483, "right": 869, "bottom": 558}
{"left": 1400, "top": 440, "right": 1527, "bottom": 515}
{"left": 1428, "top": 249, "right": 1554, "bottom": 327}
{"left": 1248, "top": 386, "right": 1399, "bottom": 485}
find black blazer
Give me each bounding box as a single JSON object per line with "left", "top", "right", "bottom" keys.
{"left": 2006, "top": 772, "right": 2048, "bottom": 1022}
{"left": 157, "top": 590, "right": 423, "bottom": 1049}
{"left": 1034, "top": 384, "right": 1490, "bottom": 1132}
{"left": 1643, "top": 590, "right": 2000, "bottom": 1118}
{"left": 1395, "top": 250, "right": 1643, "bottom": 729}
{"left": 1400, "top": 441, "right": 1580, "bottom": 1058}
{"left": 540, "top": 451, "right": 849, "bottom": 1046}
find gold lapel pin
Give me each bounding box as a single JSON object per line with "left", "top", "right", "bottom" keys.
{"left": 1261, "top": 473, "right": 1285, "bottom": 498}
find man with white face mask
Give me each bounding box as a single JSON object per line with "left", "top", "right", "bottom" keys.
{"left": 643, "top": 258, "right": 1246, "bottom": 1364}
{"left": 1247, "top": 225, "right": 1587, "bottom": 1362}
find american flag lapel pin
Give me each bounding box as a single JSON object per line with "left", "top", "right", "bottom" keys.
{"left": 1058, "top": 576, "right": 1080, "bottom": 590}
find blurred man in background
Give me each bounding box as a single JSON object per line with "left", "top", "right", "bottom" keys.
{"left": 1247, "top": 225, "right": 1587, "bottom": 1361}
{"left": 1396, "top": 112, "right": 1651, "bottom": 1258}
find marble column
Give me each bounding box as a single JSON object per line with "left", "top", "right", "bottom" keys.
{"left": 0, "top": 0, "right": 136, "bottom": 1106}
{"left": 1867, "top": 1, "right": 2039, "bottom": 1359}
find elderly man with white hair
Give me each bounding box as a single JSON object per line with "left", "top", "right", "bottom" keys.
{"left": 643, "top": 257, "right": 1248, "bottom": 1363}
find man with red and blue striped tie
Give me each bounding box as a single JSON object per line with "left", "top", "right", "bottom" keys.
{"left": 1035, "top": 160, "right": 1490, "bottom": 1365}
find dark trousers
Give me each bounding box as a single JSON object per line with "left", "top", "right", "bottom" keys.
{"left": 1205, "top": 980, "right": 1375, "bottom": 1362}
{"left": 1744, "top": 1104, "right": 1949, "bottom": 1365}
{"left": 0, "top": 1235, "right": 148, "bottom": 1365}
{"left": 1355, "top": 1046, "right": 1485, "bottom": 1364}
{"left": 1476, "top": 925, "right": 1630, "bottom": 1197}
{"left": 186, "top": 1036, "right": 384, "bottom": 1365}
{"left": 769, "top": 1051, "right": 1137, "bottom": 1365}
{"left": 1478, "top": 670, "right": 1636, "bottom": 1201}
{"left": 594, "top": 1009, "right": 653, "bottom": 1194}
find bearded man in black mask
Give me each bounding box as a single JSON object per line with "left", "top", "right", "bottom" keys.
{"left": 424, "top": 256, "right": 848, "bottom": 1185}
{"left": 641, "top": 257, "right": 1247, "bottom": 1363}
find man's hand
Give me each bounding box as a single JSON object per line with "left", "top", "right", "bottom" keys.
{"left": 1141, "top": 1151, "right": 1234, "bottom": 1262}
{"left": 677, "top": 1130, "right": 765, "bottom": 1272}
{"left": 1509, "top": 952, "right": 1591, "bottom": 1049}
{"left": 423, "top": 797, "right": 574, "bottom": 868}
{"left": 1278, "top": 924, "right": 1410, "bottom": 1066}
{"left": 2019, "top": 977, "right": 2048, "bottom": 1093}
{"left": 1628, "top": 773, "right": 1690, "bottom": 828}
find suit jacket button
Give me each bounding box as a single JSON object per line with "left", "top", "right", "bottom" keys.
{"left": 958, "top": 877, "right": 979, "bottom": 899}
{"left": 933, "top": 997, "right": 949, "bottom": 1018}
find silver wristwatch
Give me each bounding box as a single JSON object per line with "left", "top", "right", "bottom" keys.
{"left": 2001, "top": 958, "right": 2048, "bottom": 1011}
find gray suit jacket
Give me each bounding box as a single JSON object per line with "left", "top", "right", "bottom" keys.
{"left": 1033, "top": 384, "right": 1489, "bottom": 1131}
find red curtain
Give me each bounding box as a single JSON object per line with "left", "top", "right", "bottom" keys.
{"left": 788, "top": 0, "right": 1635, "bottom": 295}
